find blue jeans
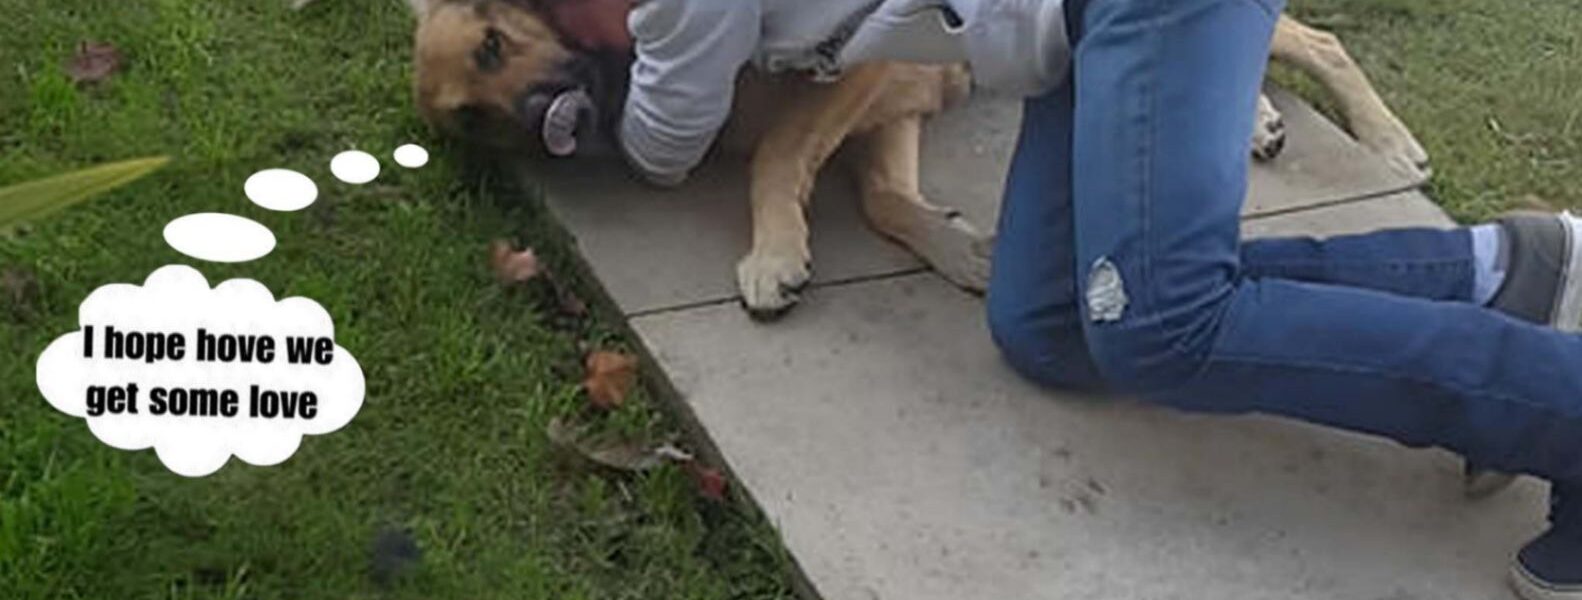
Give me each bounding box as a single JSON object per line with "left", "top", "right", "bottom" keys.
{"left": 986, "top": 0, "right": 1582, "bottom": 510}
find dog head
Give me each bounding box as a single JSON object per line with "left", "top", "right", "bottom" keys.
{"left": 412, "top": 0, "right": 631, "bottom": 155}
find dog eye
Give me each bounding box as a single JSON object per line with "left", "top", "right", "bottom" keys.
{"left": 474, "top": 27, "right": 504, "bottom": 72}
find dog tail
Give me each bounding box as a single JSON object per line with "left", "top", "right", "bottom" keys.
{"left": 941, "top": 64, "right": 972, "bottom": 109}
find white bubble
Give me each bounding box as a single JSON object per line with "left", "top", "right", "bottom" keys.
{"left": 393, "top": 144, "right": 429, "bottom": 169}
{"left": 244, "top": 169, "right": 318, "bottom": 211}
{"left": 330, "top": 150, "right": 380, "bottom": 184}
{"left": 35, "top": 265, "right": 366, "bottom": 477}
{"left": 163, "top": 213, "right": 276, "bottom": 263}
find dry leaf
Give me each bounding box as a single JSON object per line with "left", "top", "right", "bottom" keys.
{"left": 546, "top": 417, "right": 693, "bottom": 472}
{"left": 583, "top": 350, "right": 638, "bottom": 410}
{"left": 489, "top": 240, "right": 542, "bottom": 283}
{"left": 546, "top": 272, "right": 589, "bottom": 317}
{"left": 67, "top": 42, "right": 123, "bottom": 85}
{"left": 368, "top": 527, "right": 421, "bottom": 588}
{"left": 687, "top": 464, "right": 728, "bottom": 502}
{"left": 1, "top": 267, "right": 40, "bottom": 317}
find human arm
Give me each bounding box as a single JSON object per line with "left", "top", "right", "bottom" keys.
{"left": 618, "top": 0, "right": 761, "bottom": 186}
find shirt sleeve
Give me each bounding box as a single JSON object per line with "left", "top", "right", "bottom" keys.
{"left": 620, "top": 0, "right": 762, "bottom": 187}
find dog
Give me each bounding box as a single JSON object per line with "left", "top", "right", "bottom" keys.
{"left": 404, "top": 0, "right": 1431, "bottom": 316}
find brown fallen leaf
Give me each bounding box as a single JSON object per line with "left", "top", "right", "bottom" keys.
{"left": 583, "top": 350, "right": 638, "bottom": 410}
{"left": 546, "top": 417, "right": 693, "bottom": 472}
{"left": 489, "top": 240, "right": 542, "bottom": 283}
{"left": 1, "top": 267, "right": 41, "bottom": 317}
{"left": 686, "top": 463, "right": 729, "bottom": 502}
{"left": 545, "top": 272, "right": 589, "bottom": 317}
{"left": 67, "top": 42, "right": 123, "bottom": 86}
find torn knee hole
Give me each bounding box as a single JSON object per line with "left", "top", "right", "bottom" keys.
{"left": 1085, "top": 257, "right": 1128, "bottom": 322}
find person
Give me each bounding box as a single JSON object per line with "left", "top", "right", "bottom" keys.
{"left": 547, "top": 0, "right": 1582, "bottom": 596}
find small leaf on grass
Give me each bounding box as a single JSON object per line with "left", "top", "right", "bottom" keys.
{"left": 368, "top": 527, "right": 421, "bottom": 588}
{"left": 583, "top": 350, "right": 638, "bottom": 410}
{"left": 546, "top": 417, "right": 694, "bottom": 472}
{"left": 67, "top": 42, "right": 123, "bottom": 85}
{"left": 545, "top": 272, "right": 589, "bottom": 317}
{"left": 489, "top": 240, "right": 542, "bottom": 283}
{"left": 1, "top": 267, "right": 41, "bottom": 317}
{"left": 686, "top": 463, "right": 729, "bottom": 502}
{"left": 1, "top": 267, "right": 39, "bottom": 302}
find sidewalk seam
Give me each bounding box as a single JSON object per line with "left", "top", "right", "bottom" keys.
{"left": 625, "top": 267, "right": 933, "bottom": 319}
{"left": 1243, "top": 183, "right": 1441, "bottom": 223}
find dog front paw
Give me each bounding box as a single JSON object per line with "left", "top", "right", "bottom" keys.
{"left": 1358, "top": 118, "right": 1431, "bottom": 181}
{"left": 737, "top": 248, "right": 812, "bottom": 320}
{"left": 1251, "top": 96, "right": 1287, "bottom": 161}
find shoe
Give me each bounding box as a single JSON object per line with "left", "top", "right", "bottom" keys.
{"left": 1464, "top": 212, "right": 1582, "bottom": 499}
{"left": 1490, "top": 212, "right": 1582, "bottom": 332}
{"left": 1511, "top": 484, "right": 1582, "bottom": 600}
{"left": 1512, "top": 528, "right": 1582, "bottom": 599}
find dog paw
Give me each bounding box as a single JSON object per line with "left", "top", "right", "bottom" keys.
{"left": 916, "top": 213, "right": 992, "bottom": 292}
{"left": 737, "top": 248, "right": 812, "bottom": 319}
{"left": 1251, "top": 96, "right": 1287, "bottom": 162}
{"left": 1359, "top": 120, "right": 1431, "bottom": 181}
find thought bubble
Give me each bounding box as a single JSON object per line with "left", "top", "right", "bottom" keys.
{"left": 245, "top": 168, "right": 318, "bottom": 211}
{"left": 163, "top": 213, "right": 276, "bottom": 263}
{"left": 393, "top": 144, "right": 429, "bottom": 169}
{"left": 330, "top": 150, "right": 379, "bottom": 184}
{"left": 35, "top": 265, "right": 365, "bottom": 477}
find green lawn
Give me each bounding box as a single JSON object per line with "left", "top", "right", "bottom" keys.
{"left": 1283, "top": 0, "right": 1582, "bottom": 220}
{"left": 0, "top": 1, "right": 791, "bottom": 599}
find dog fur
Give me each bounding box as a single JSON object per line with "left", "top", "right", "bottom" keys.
{"left": 404, "top": 0, "right": 1429, "bottom": 316}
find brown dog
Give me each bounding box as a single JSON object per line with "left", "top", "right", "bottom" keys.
{"left": 409, "top": 0, "right": 1429, "bottom": 316}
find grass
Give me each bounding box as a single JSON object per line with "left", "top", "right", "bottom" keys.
{"left": 1282, "top": 0, "right": 1582, "bottom": 221}
{"left": 0, "top": 1, "right": 792, "bottom": 599}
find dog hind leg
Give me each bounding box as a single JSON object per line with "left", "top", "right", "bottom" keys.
{"left": 856, "top": 116, "right": 992, "bottom": 292}
{"left": 1271, "top": 14, "right": 1429, "bottom": 178}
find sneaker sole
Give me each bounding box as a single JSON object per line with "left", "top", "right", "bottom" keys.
{"left": 1551, "top": 211, "right": 1582, "bottom": 332}
{"left": 1512, "top": 560, "right": 1582, "bottom": 600}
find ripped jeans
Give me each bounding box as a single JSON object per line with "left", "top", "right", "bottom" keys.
{"left": 986, "top": 0, "right": 1582, "bottom": 496}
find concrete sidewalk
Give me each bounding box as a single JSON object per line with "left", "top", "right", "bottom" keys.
{"left": 519, "top": 89, "right": 1548, "bottom": 600}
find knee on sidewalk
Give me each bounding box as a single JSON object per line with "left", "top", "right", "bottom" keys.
{"left": 988, "top": 283, "right": 1230, "bottom": 403}
{"left": 985, "top": 300, "right": 1104, "bottom": 391}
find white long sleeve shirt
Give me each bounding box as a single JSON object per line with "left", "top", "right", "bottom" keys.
{"left": 619, "top": 0, "right": 1071, "bottom": 185}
